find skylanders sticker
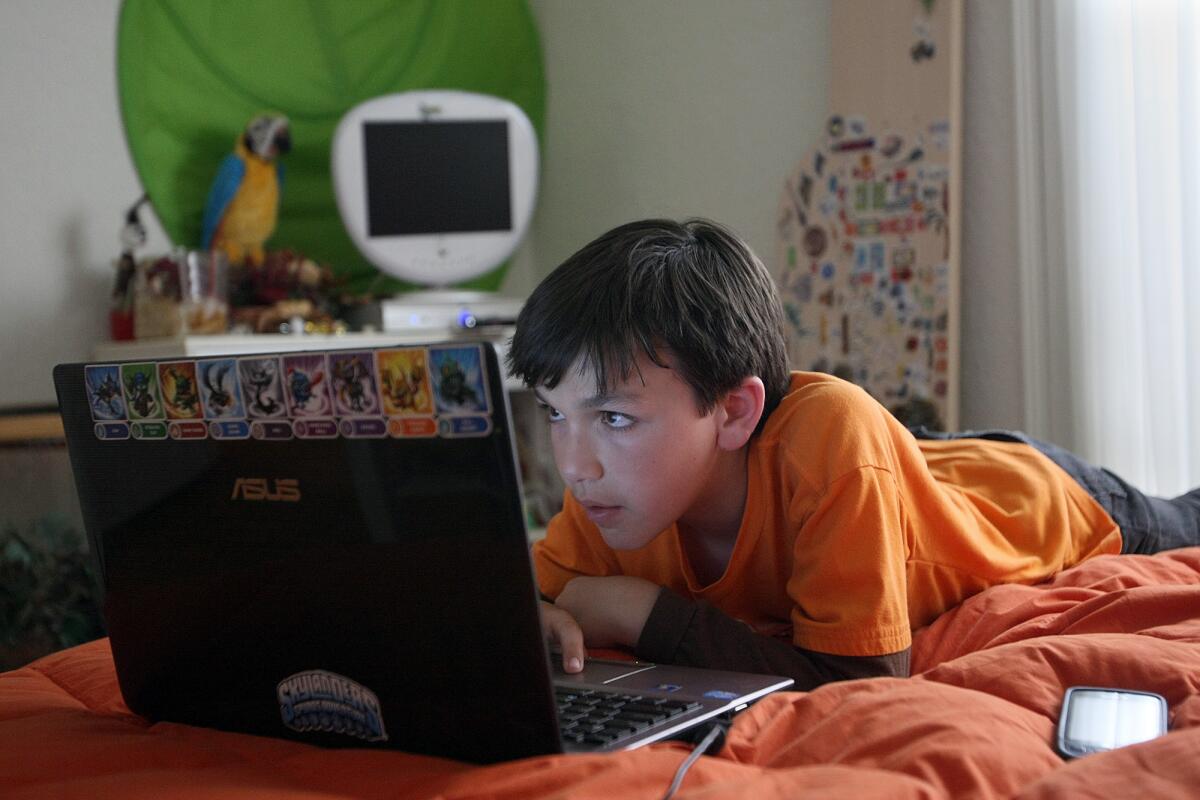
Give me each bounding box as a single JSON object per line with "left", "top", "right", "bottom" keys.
{"left": 429, "top": 345, "right": 489, "bottom": 415}
{"left": 197, "top": 358, "right": 246, "bottom": 419}
{"left": 84, "top": 344, "right": 496, "bottom": 442}
{"left": 85, "top": 365, "right": 126, "bottom": 420}
{"left": 94, "top": 421, "right": 130, "bottom": 440}
{"left": 209, "top": 419, "right": 251, "bottom": 440}
{"left": 251, "top": 420, "right": 294, "bottom": 440}
{"left": 159, "top": 361, "right": 202, "bottom": 419}
{"left": 283, "top": 353, "right": 332, "bottom": 417}
{"left": 330, "top": 351, "right": 381, "bottom": 416}
{"left": 169, "top": 420, "right": 208, "bottom": 440}
{"left": 277, "top": 669, "right": 388, "bottom": 743}
{"left": 339, "top": 417, "right": 387, "bottom": 438}
{"left": 388, "top": 417, "right": 437, "bottom": 438}
{"left": 438, "top": 415, "right": 493, "bottom": 438}
{"left": 121, "top": 363, "right": 163, "bottom": 419}
{"left": 377, "top": 348, "right": 434, "bottom": 416}
{"left": 239, "top": 357, "right": 287, "bottom": 418}
{"left": 293, "top": 418, "right": 338, "bottom": 439}
{"left": 131, "top": 421, "right": 168, "bottom": 440}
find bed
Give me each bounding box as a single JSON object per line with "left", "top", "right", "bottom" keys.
{"left": 2, "top": 548, "right": 1198, "bottom": 799}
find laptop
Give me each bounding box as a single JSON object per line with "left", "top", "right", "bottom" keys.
{"left": 53, "top": 341, "right": 792, "bottom": 763}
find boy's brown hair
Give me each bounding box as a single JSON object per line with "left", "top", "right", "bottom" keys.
{"left": 507, "top": 218, "right": 790, "bottom": 429}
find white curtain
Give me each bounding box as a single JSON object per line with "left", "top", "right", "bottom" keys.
{"left": 1014, "top": 0, "right": 1200, "bottom": 497}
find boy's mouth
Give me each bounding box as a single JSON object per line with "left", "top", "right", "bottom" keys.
{"left": 580, "top": 501, "right": 621, "bottom": 526}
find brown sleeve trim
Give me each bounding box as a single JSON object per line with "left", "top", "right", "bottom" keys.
{"left": 634, "top": 585, "right": 699, "bottom": 663}
{"left": 634, "top": 588, "right": 910, "bottom": 691}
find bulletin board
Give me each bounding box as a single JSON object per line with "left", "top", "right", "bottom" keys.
{"left": 774, "top": 0, "right": 962, "bottom": 430}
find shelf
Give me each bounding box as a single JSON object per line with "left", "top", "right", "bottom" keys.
{"left": 0, "top": 412, "right": 65, "bottom": 443}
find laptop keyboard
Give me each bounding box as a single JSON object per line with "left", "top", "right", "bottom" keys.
{"left": 554, "top": 686, "right": 701, "bottom": 748}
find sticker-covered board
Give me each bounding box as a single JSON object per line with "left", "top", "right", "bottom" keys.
{"left": 775, "top": 0, "right": 962, "bottom": 430}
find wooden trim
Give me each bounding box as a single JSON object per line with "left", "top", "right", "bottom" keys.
{"left": 946, "top": 0, "right": 964, "bottom": 431}
{"left": 1012, "top": 0, "right": 1050, "bottom": 438}
{"left": 0, "top": 413, "right": 65, "bottom": 443}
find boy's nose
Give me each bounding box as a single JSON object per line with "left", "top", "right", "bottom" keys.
{"left": 556, "top": 433, "right": 602, "bottom": 484}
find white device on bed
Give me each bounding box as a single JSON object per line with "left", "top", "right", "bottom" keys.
{"left": 1056, "top": 686, "right": 1168, "bottom": 758}
{"left": 331, "top": 90, "right": 539, "bottom": 288}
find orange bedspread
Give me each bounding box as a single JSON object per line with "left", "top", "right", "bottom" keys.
{"left": 2, "top": 549, "right": 1199, "bottom": 799}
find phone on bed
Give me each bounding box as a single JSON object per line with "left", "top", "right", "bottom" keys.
{"left": 1056, "top": 686, "right": 1168, "bottom": 758}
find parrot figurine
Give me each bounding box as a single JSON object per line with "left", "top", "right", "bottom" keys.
{"left": 201, "top": 113, "right": 291, "bottom": 267}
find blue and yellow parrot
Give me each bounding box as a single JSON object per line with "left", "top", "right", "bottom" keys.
{"left": 201, "top": 114, "right": 291, "bottom": 267}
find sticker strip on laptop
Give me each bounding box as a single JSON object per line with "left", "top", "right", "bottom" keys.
{"left": 83, "top": 345, "right": 494, "bottom": 442}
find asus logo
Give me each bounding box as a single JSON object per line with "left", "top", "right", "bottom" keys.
{"left": 231, "top": 478, "right": 301, "bottom": 502}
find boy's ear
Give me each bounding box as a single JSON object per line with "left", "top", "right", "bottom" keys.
{"left": 715, "top": 376, "right": 765, "bottom": 451}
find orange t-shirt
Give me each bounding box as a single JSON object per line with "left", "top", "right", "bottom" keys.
{"left": 533, "top": 372, "right": 1122, "bottom": 657}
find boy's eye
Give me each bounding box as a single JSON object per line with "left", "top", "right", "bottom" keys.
{"left": 536, "top": 400, "right": 564, "bottom": 422}
{"left": 601, "top": 411, "right": 633, "bottom": 429}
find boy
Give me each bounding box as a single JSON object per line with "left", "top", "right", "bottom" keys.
{"left": 506, "top": 218, "right": 1200, "bottom": 690}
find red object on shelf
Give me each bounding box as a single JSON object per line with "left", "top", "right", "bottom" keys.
{"left": 109, "top": 310, "right": 134, "bottom": 341}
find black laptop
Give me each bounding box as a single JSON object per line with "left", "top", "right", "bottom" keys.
{"left": 53, "top": 342, "right": 792, "bottom": 763}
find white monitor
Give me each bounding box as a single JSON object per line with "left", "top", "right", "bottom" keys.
{"left": 331, "top": 90, "right": 539, "bottom": 287}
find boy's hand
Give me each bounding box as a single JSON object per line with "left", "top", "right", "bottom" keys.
{"left": 555, "top": 576, "right": 661, "bottom": 651}
{"left": 540, "top": 601, "right": 586, "bottom": 674}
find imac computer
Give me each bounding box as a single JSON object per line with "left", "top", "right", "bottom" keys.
{"left": 331, "top": 90, "right": 539, "bottom": 331}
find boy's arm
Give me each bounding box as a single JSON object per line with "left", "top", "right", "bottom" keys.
{"left": 636, "top": 588, "right": 909, "bottom": 689}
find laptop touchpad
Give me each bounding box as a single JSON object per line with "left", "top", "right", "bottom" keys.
{"left": 553, "top": 658, "right": 658, "bottom": 685}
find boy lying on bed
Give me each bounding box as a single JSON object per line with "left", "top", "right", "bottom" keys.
{"left": 506, "top": 218, "right": 1200, "bottom": 690}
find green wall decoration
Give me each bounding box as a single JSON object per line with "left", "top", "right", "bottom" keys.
{"left": 117, "top": 0, "right": 546, "bottom": 294}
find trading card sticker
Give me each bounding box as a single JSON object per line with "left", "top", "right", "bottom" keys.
{"left": 438, "top": 415, "right": 493, "bottom": 438}
{"left": 94, "top": 421, "right": 130, "bottom": 440}
{"left": 197, "top": 358, "right": 246, "bottom": 419}
{"left": 388, "top": 417, "right": 437, "bottom": 438}
{"left": 330, "top": 351, "right": 381, "bottom": 416}
{"left": 239, "top": 357, "right": 287, "bottom": 418}
{"left": 85, "top": 365, "right": 126, "bottom": 421}
{"left": 121, "top": 363, "right": 163, "bottom": 420}
{"left": 210, "top": 419, "right": 251, "bottom": 439}
{"left": 169, "top": 420, "right": 208, "bottom": 440}
{"left": 131, "top": 421, "right": 168, "bottom": 440}
{"left": 377, "top": 348, "right": 434, "bottom": 416}
{"left": 429, "top": 346, "right": 489, "bottom": 415}
{"left": 251, "top": 420, "right": 294, "bottom": 440}
{"left": 339, "top": 417, "right": 387, "bottom": 438}
{"left": 283, "top": 353, "right": 332, "bottom": 418}
{"left": 158, "top": 361, "right": 202, "bottom": 419}
{"left": 293, "top": 418, "right": 338, "bottom": 439}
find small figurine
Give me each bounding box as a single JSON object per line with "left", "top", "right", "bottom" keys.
{"left": 228, "top": 248, "right": 341, "bottom": 333}
{"left": 110, "top": 194, "right": 149, "bottom": 340}
{"left": 201, "top": 113, "right": 291, "bottom": 267}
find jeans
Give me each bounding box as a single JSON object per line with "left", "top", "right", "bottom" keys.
{"left": 909, "top": 427, "right": 1200, "bottom": 555}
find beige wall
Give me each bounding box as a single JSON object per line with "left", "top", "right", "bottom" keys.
{"left": 0, "top": 0, "right": 831, "bottom": 408}
{"left": 515, "top": 0, "right": 832, "bottom": 295}
{"left": 0, "top": 0, "right": 1023, "bottom": 431}
{"left": 0, "top": 0, "right": 173, "bottom": 409}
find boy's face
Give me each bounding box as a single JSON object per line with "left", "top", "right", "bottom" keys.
{"left": 535, "top": 351, "right": 728, "bottom": 550}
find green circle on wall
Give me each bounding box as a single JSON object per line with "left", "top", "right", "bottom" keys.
{"left": 117, "top": 0, "right": 545, "bottom": 294}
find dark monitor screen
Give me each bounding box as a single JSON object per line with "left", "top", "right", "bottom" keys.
{"left": 363, "top": 120, "right": 512, "bottom": 237}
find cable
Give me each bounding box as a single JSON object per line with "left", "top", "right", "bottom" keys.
{"left": 660, "top": 723, "right": 726, "bottom": 800}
